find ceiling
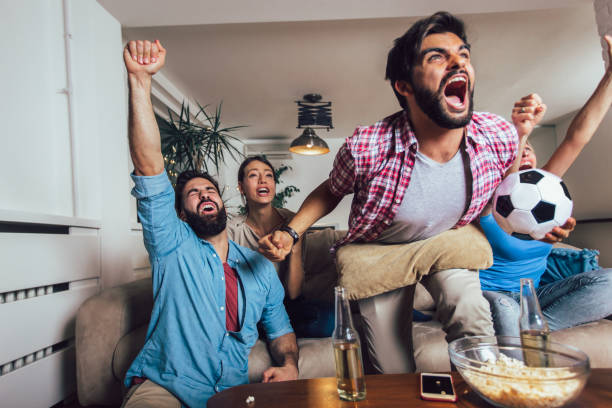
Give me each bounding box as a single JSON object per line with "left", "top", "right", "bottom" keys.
{"left": 99, "top": 1, "right": 604, "bottom": 141}
{"left": 99, "top": 0, "right": 591, "bottom": 26}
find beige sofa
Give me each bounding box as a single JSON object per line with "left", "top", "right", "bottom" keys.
{"left": 75, "top": 232, "right": 612, "bottom": 406}
{"left": 411, "top": 283, "right": 612, "bottom": 372}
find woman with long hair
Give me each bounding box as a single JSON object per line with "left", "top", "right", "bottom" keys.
{"left": 227, "top": 156, "right": 334, "bottom": 338}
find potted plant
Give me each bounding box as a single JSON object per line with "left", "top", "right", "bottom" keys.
{"left": 156, "top": 101, "right": 246, "bottom": 184}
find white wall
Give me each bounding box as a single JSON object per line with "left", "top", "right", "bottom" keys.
{"left": 70, "top": 0, "right": 147, "bottom": 290}
{"left": 529, "top": 125, "right": 557, "bottom": 167}
{"left": 267, "top": 138, "right": 352, "bottom": 230}
{"left": 1, "top": 1, "right": 73, "bottom": 216}
{"left": 0, "top": 1, "right": 146, "bottom": 405}
{"left": 554, "top": 109, "right": 612, "bottom": 266}
{"left": 555, "top": 111, "right": 612, "bottom": 220}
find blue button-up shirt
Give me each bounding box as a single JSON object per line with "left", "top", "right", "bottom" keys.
{"left": 125, "top": 171, "right": 293, "bottom": 407}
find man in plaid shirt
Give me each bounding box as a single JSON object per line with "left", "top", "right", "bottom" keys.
{"left": 260, "top": 12, "right": 571, "bottom": 373}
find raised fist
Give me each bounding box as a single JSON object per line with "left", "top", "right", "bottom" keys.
{"left": 511, "top": 93, "right": 547, "bottom": 139}
{"left": 123, "top": 39, "right": 166, "bottom": 77}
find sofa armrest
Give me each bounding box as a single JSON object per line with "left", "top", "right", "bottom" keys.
{"left": 76, "top": 278, "right": 153, "bottom": 406}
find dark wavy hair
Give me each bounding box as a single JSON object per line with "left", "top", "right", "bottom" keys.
{"left": 174, "top": 170, "right": 221, "bottom": 214}
{"left": 385, "top": 11, "right": 468, "bottom": 110}
{"left": 237, "top": 155, "right": 276, "bottom": 183}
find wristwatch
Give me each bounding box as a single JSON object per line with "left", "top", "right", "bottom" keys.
{"left": 279, "top": 225, "right": 300, "bottom": 245}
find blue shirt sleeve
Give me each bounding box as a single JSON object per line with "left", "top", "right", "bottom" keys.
{"left": 131, "top": 171, "right": 190, "bottom": 259}
{"left": 260, "top": 261, "right": 294, "bottom": 340}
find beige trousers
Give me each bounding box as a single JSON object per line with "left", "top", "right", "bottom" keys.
{"left": 358, "top": 268, "right": 494, "bottom": 374}
{"left": 121, "top": 380, "right": 181, "bottom": 408}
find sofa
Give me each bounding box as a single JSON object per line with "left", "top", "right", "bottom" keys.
{"left": 75, "top": 231, "right": 612, "bottom": 406}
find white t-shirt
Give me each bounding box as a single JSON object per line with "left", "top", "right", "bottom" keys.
{"left": 376, "top": 148, "right": 471, "bottom": 244}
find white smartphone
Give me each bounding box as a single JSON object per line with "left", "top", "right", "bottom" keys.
{"left": 420, "top": 372, "right": 457, "bottom": 402}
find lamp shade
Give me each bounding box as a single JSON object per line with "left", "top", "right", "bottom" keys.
{"left": 289, "top": 127, "right": 330, "bottom": 155}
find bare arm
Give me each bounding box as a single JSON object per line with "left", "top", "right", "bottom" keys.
{"left": 505, "top": 93, "right": 547, "bottom": 176}
{"left": 542, "top": 36, "right": 612, "bottom": 177}
{"left": 261, "top": 332, "right": 299, "bottom": 382}
{"left": 259, "top": 180, "right": 342, "bottom": 262}
{"left": 124, "top": 40, "right": 167, "bottom": 176}
{"left": 290, "top": 179, "right": 343, "bottom": 235}
{"left": 285, "top": 239, "right": 304, "bottom": 300}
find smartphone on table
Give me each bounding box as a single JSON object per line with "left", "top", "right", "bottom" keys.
{"left": 420, "top": 372, "right": 457, "bottom": 402}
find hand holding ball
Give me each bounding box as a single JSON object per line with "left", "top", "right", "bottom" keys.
{"left": 493, "top": 169, "right": 573, "bottom": 240}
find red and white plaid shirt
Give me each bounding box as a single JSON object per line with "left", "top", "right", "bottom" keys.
{"left": 329, "top": 110, "right": 518, "bottom": 249}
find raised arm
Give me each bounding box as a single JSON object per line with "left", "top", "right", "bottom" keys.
{"left": 542, "top": 35, "right": 612, "bottom": 178}
{"left": 124, "top": 40, "right": 167, "bottom": 176}
{"left": 258, "top": 180, "right": 342, "bottom": 262}
{"left": 506, "top": 93, "right": 546, "bottom": 176}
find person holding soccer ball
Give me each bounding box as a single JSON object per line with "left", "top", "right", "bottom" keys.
{"left": 479, "top": 35, "right": 612, "bottom": 337}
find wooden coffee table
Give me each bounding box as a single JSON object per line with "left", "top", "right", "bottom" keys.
{"left": 208, "top": 369, "right": 612, "bottom": 407}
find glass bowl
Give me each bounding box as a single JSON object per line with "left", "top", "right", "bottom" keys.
{"left": 448, "top": 336, "right": 590, "bottom": 408}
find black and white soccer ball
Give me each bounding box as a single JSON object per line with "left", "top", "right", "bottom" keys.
{"left": 493, "top": 169, "right": 573, "bottom": 240}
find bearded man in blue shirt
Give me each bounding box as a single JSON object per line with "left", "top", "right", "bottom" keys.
{"left": 120, "top": 39, "right": 298, "bottom": 408}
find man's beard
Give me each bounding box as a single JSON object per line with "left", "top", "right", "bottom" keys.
{"left": 412, "top": 71, "right": 474, "bottom": 129}
{"left": 183, "top": 203, "right": 227, "bottom": 238}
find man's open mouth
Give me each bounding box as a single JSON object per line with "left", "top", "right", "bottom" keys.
{"left": 198, "top": 201, "right": 218, "bottom": 215}
{"left": 443, "top": 75, "right": 468, "bottom": 111}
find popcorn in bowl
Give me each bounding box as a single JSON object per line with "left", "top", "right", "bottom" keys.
{"left": 449, "top": 336, "right": 590, "bottom": 408}
{"left": 462, "top": 354, "right": 583, "bottom": 408}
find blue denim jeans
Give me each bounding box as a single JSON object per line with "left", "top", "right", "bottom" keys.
{"left": 284, "top": 297, "right": 335, "bottom": 338}
{"left": 483, "top": 268, "right": 612, "bottom": 337}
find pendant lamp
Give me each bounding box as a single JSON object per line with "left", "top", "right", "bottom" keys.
{"left": 290, "top": 94, "right": 332, "bottom": 155}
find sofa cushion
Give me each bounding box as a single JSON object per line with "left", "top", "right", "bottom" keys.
{"left": 295, "top": 337, "right": 336, "bottom": 379}
{"left": 550, "top": 319, "right": 612, "bottom": 368}
{"left": 113, "top": 325, "right": 148, "bottom": 383}
{"left": 336, "top": 224, "right": 493, "bottom": 300}
{"left": 247, "top": 340, "right": 273, "bottom": 383}
{"left": 302, "top": 229, "right": 347, "bottom": 302}
{"left": 247, "top": 338, "right": 335, "bottom": 383}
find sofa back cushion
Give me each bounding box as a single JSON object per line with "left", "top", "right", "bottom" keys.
{"left": 302, "top": 228, "right": 347, "bottom": 302}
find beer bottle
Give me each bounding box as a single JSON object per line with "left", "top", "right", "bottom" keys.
{"left": 332, "top": 286, "right": 366, "bottom": 401}
{"left": 519, "top": 278, "right": 550, "bottom": 367}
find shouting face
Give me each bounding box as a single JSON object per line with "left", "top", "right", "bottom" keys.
{"left": 238, "top": 159, "right": 276, "bottom": 208}
{"left": 407, "top": 32, "right": 475, "bottom": 128}
{"left": 180, "top": 177, "right": 227, "bottom": 237}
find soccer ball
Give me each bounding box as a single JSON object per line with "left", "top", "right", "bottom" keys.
{"left": 493, "top": 169, "right": 573, "bottom": 240}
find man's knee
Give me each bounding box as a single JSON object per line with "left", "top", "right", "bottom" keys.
{"left": 431, "top": 269, "right": 488, "bottom": 313}
{"left": 426, "top": 269, "right": 493, "bottom": 339}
